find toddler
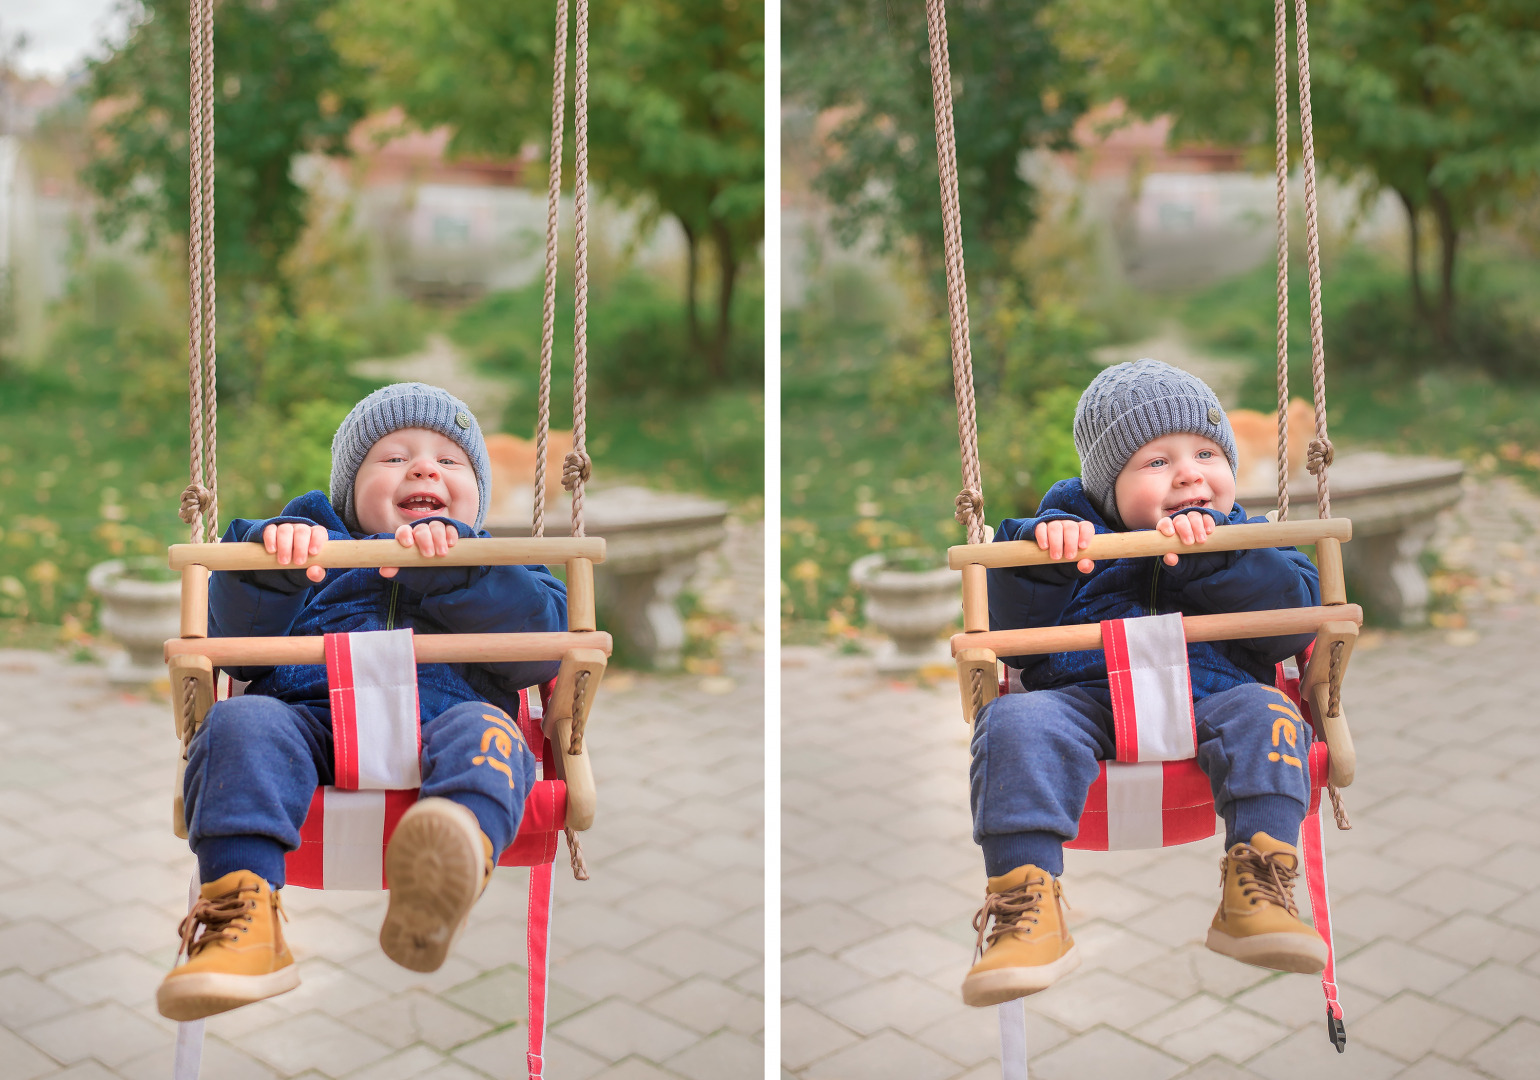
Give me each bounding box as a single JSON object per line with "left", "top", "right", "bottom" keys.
{"left": 157, "top": 383, "right": 567, "bottom": 1021}
{"left": 963, "top": 359, "right": 1325, "bottom": 1007}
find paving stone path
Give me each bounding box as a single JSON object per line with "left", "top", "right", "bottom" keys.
{"left": 783, "top": 476, "right": 1540, "bottom": 1080}
{"left": 0, "top": 520, "right": 765, "bottom": 1080}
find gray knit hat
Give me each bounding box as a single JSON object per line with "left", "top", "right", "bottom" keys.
{"left": 330, "top": 382, "right": 491, "bottom": 533}
{"left": 1073, "top": 358, "right": 1237, "bottom": 525}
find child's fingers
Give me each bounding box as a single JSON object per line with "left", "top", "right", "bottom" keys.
{"left": 262, "top": 523, "right": 278, "bottom": 553}
{"left": 395, "top": 524, "right": 415, "bottom": 547}
{"left": 429, "top": 521, "right": 450, "bottom": 556}
{"left": 1164, "top": 552, "right": 1179, "bottom": 566}
{"left": 1035, "top": 522, "right": 1050, "bottom": 551}
{"left": 379, "top": 566, "right": 399, "bottom": 579}
{"left": 1077, "top": 557, "right": 1095, "bottom": 574}
{"left": 306, "top": 565, "right": 326, "bottom": 583}
{"left": 272, "top": 523, "right": 295, "bottom": 564}
{"left": 309, "top": 528, "right": 327, "bottom": 556}
{"left": 1078, "top": 521, "right": 1094, "bottom": 550}
{"left": 1156, "top": 518, "right": 1175, "bottom": 536}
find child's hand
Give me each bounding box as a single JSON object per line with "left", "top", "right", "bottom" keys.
{"left": 262, "top": 522, "right": 328, "bottom": 583}
{"left": 1035, "top": 519, "right": 1095, "bottom": 575}
{"left": 1157, "top": 510, "right": 1217, "bottom": 566}
{"left": 380, "top": 521, "right": 460, "bottom": 579}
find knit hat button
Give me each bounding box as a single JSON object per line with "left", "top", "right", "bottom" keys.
{"left": 1208, "top": 407, "right": 1222, "bottom": 424}
{"left": 455, "top": 411, "right": 471, "bottom": 430}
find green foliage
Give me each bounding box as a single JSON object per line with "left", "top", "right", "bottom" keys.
{"left": 452, "top": 272, "right": 763, "bottom": 502}
{"left": 783, "top": 0, "right": 1087, "bottom": 287}
{"left": 1057, "top": 0, "right": 1540, "bottom": 338}
{"left": 453, "top": 268, "right": 762, "bottom": 402}
{"left": 84, "top": 0, "right": 367, "bottom": 294}
{"left": 331, "top": 0, "right": 764, "bottom": 381}
{"left": 1172, "top": 244, "right": 1540, "bottom": 492}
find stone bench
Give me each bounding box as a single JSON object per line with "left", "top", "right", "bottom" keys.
{"left": 487, "top": 485, "right": 730, "bottom": 669}
{"left": 1239, "top": 451, "right": 1465, "bottom": 627}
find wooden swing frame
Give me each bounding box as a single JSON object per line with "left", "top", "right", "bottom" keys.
{"left": 165, "top": 539, "right": 611, "bottom": 840}
{"left": 949, "top": 520, "right": 1360, "bottom": 788}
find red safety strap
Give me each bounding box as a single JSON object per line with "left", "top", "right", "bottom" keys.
{"left": 1303, "top": 739, "right": 1347, "bottom": 1050}
{"left": 524, "top": 683, "right": 559, "bottom": 1080}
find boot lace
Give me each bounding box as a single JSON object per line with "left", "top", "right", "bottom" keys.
{"left": 1223, "top": 844, "right": 1300, "bottom": 916}
{"left": 176, "top": 885, "right": 286, "bottom": 961}
{"left": 972, "top": 874, "right": 1063, "bottom": 958}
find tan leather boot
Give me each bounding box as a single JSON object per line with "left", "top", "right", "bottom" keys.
{"left": 380, "top": 798, "right": 494, "bottom": 972}
{"left": 961, "top": 865, "right": 1079, "bottom": 1006}
{"left": 156, "top": 870, "right": 299, "bottom": 1021}
{"left": 1206, "top": 831, "right": 1327, "bottom": 973}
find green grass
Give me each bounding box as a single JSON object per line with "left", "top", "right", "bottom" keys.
{"left": 781, "top": 308, "right": 966, "bottom": 633}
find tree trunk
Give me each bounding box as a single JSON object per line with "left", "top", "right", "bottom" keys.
{"left": 1429, "top": 187, "right": 1459, "bottom": 347}
{"left": 1395, "top": 188, "right": 1427, "bottom": 319}
{"left": 707, "top": 221, "right": 736, "bottom": 383}
{"left": 680, "top": 219, "right": 702, "bottom": 359}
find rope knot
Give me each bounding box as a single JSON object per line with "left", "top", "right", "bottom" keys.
{"left": 562, "top": 450, "right": 592, "bottom": 491}
{"left": 1306, "top": 438, "right": 1334, "bottom": 475}
{"left": 179, "top": 483, "right": 214, "bottom": 524}
{"left": 954, "top": 487, "right": 983, "bottom": 526}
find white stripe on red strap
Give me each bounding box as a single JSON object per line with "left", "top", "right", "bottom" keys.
{"left": 1104, "top": 761, "right": 1166, "bottom": 850}
{"left": 1105, "top": 614, "right": 1195, "bottom": 763}
{"left": 321, "top": 788, "right": 388, "bottom": 890}
{"left": 327, "top": 629, "right": 421, "bottom": 790}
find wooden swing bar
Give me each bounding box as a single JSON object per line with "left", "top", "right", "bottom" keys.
{"left": 167, "top": 631, "right": 612, "bottom": 668}
{"left": 168, "top": 537, "right": 606, "bottom": 571}
{"left": 951, "top": 604, "right": 1360, "bottom": 660}
{"left": 947, "top": 518, "right": 1350, "bottom": 570}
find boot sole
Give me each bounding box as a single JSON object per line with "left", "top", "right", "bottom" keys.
{"left": 1205, "top": 927, "right": 1327, "bottom": 974}
{"left": 156, "top": 966, "right": 300, "bottom": 1021}
{"left": 961, "top": 945, "right": 1081, "bottom": 1007}
{"left": 380, "top": 799, "right": 484, "bottom": 973}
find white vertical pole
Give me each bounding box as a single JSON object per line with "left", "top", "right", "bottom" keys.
{"left": 999, "top": 999, "right": 1030, "bottom": 1080}
{"left": 172, "top": 871, "right": 205, "bottom": 1080}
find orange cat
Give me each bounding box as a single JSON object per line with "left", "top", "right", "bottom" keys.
{"left": 1229, "top": 399, "right": 1315, "bottom": 494}
{"left": 485, "top": 430, "right": 575, "bottom": 516}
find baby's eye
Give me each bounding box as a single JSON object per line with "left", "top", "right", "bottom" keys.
{"left": 1197, "top": 450, "right": 1214, "bottom": 460}
{"left": 439, "top": 457, "right": 461, "bottom": 466}
{"left": 1146, "top": 457, "right": 1167, "bottom": 468}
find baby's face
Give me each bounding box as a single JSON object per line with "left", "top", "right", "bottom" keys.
{"left": 1113, "top": 432, "right": 1235, "bottom": 530}
{"left": 353, "top": 427, "right": 480, "bottom": 535}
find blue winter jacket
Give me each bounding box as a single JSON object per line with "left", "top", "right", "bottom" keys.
{"left": 209, "top": 490, "right": 567, "bottom": 719}
{"left": 989, "top": 479, "right": 1319, "bottom": 699}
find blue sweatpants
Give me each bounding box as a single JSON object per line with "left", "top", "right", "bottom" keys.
{"left": 184, "top": 695, "right": 537, "bottom": 887}
{"left": 971, "top": 681, "right": 1312, "bottom": 877}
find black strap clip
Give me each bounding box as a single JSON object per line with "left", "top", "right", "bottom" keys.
{"left": 1326, "top": 1007, "right": 1347, "bottom": 1053}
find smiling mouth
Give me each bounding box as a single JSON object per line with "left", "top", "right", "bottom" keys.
{"left": 1166, "top": 497, "right": 1211, "bottom": 514}
{"left": 398, "top": 494, "right": 446, "bottom": 517}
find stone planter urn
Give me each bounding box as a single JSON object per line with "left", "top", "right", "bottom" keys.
{"left": 88, "top": 556, "right": 182, "bottom": 686}
{"left": 850, "top": 551, "right": 960, "bottom": 675}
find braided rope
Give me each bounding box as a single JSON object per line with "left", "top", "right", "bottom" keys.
{"left": 568, "top": 669, "right": 590, "bottom": 755}
{"left": 1273, "top": 0, "right": 1291, "bottom": 523}
{"left": 568, "top": 0, "right": 591, "bottom": 539}
{"left": 924, "top": 0, "right": 984, "bottom": 546}
{"left": 185, "top": 0, "right": 209, "bottom": 543}
{"left": 182, "top": 0, "right": 219, "bottom": 544}
{"left": 532, "top": 0, "right": 569, "bottom": 540}
{"left": 1293, "top": 0, "right": 1332, "bottom": 518}
{"left": 198, "top": 0, "right": 218, "bottom": 543}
